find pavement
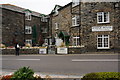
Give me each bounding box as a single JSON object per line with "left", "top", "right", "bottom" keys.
{"left": 2, "top": 53, "right": 119, "bottom": 56}
{"left": 2, "top": 69, "right": 83, "bottom": 78}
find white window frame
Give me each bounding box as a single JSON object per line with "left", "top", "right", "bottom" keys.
{"left": 73, "top": 36, "right": 80, "bottom": 46}
{"left": 97, "top": 12, "right": 110, "bottom": 24}
{"left": 55, "top": 33, "right": 58, "bottom": 38}
{"left": 72, "top": 0, "right": 80, "bottom": 7}
{"left": 97, "top": 35, "right": 110, "bottom": 49}
{"left": 55, "top": 23, "right": 59, "bottom": 30}
{"left": 72, "top": 15, "right": 80, "bottom": 27}
{"left": 25, "top": 12, "right": 31, "bottom": 20}
{"left": 44, "top": 39, "right": 48, "bottom": 44}
{"left": 42, "top": 28, "right": 47, "bottom": 33}
{"left": 41, "top": 16, "right": 47, "bottom": 22}
{"left": 25, "top": 39, "right": 32, "bottom": 46}
{"left": 25, "top": 26, "right": 32, "bottom": 34}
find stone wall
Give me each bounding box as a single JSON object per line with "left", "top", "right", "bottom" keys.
{"left": 51, "top": 3, "right": 72, "bottom": 38}
{"left": 2, "top": 49, "right": 39, "bottom": 55}
{"left": 80, "top": 2, "right": 120, "bottom": 52}
{"left": 2, "top": 47, "right": 119, "bottom": 55}
{"left": 2, "top": 47, "right": 85, "bottom": 55}
{"left": 25, "top": 15, "right": 42, "bottom": 46}
{"left": 2, "top": 8, "right": 24, "bottom": 46}
{"left": 68, "top": 47, "right": 85, "bottom": 54}
{"left": 71, "top": 4, "right": 81, "bottom": 40}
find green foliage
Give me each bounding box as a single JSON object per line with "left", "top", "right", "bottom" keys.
{"left": 81, "top": 72, "right": 120, "bottom": 80}
{"left": 11, "top": 67, "right": 35, "bottom": 80}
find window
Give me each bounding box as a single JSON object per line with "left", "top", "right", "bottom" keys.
{"left": 72, "top": 15, "right": 80, "bottom": 27}
{"left": 97, "top": 35, "right": 109, "bottom": 49}
{"left": 97, "top": 12, "right": 110, "bottom": 23}
{"left": 55, "top": 23, "right": 59, "bottom": 29}
{"left": 25, "top": 39, "right": 32, "bottom": 46}
{"left": 72, "top": 0, "right": 80, "bottom": 7}
{"left": 41, "top": 16, "right": 47, "bottom": 22}
{"left": 73, "top": 36, "right": 80, "bottom": 46}
{"left": 44, "top": 39, "right": 48, "bottom": 44}
{"left": 114, "top": 3, "right": 119, "bottom": 8}
{"left": 42, "top": 28, "right": 47, "bottom": 33}
{"left": 25, "top": 12, "right": 31, "bottom": 20}
{"left": 25, "top": 26, "right": 32, "bottom": 34}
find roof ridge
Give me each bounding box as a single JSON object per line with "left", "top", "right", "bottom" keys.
{"left": 1, "top": 3, "right": 47, "bottom": 17}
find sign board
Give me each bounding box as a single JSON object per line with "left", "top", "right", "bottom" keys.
{"left": 92, "top": 26, "right": 113, "bottom": 32}
{"left": 57, "top": 47, "right": 68, "bottom": 54}
{"left": 39, "top": 48, "right": 47, "bottom": 54}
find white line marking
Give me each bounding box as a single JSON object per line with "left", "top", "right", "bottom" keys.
{"left": 72, "top": 59, "right": 120, "bottom": 62}
{"left": 3, "top": 59, "right": 40, "bottom": 61}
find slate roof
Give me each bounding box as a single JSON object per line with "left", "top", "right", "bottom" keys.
{"left": 58, "top": 2, "right": 72, "bottom": 11}
{"left": 49, "top": 2, "right": 72, "bottom": 15}
{"left": 0, "top": 4, "right": 46, "bottom": 17}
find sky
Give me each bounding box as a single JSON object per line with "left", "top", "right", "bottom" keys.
{"left": 0, "top": 0, "right": 72, "bottom": 15}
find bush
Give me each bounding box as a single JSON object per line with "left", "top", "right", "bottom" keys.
{"left": 81, "top": 72, "right": 120, "bottom": 80}
{"left": 11, "top": 67, "right": 35, "bottom": 80}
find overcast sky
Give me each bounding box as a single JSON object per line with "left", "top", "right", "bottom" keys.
{"left": 0, "top": 0, "right": 72, "bottom": 15}
{"left": 1, "top": 0, "right": 119, "bottom": 14}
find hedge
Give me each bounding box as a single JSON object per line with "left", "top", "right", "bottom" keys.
{"left": 81, "top": 72, "right": 120, "bottom": 80}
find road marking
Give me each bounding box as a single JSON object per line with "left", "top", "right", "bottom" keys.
{"left": 72, "top": 59, "right": 120, "bottom": 62}
{"left": 2, "top": 59, "right": 40, "bottom": 61}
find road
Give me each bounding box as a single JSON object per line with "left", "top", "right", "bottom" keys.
{"left": 2, "top": 54, "right": 120, "bottom": 76}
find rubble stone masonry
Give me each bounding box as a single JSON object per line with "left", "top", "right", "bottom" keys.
{"left": 50, "top": 2, "right": 120, "bottom": 53}
{"left": 80, "top": 2, "right": 120, "bottom": 52}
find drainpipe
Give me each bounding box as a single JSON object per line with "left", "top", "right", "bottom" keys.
{"left": 79, "top": 0, "right": 81, "bottom": 46}
{"left": 23, "top": 13, "right": 25, "bottom": 46}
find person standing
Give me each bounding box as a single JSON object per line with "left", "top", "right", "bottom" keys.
{"left": 15, "top": 43, "right": 20, "bottom": 56}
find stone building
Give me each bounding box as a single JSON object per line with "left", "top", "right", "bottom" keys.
{"left": 1, "top": 4, "right": 49, "bottom": 47}
{"left": 49, "top": 3, "right": 72, "bottom": 46}
{"left": 50, "top": 0, "right": 120, "bottom": 53}
{"left": 80, "top": 1, "right": 120, "bottom": 53}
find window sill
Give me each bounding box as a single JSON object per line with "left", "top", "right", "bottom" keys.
{"left": 69, "top": 45, "right": 84, "bottom": 48}
{"left": 25, "top": 33, "right": 32, "bottom": 35}
{"left": 71, "top": 25, "right": 80, "bottom": 27}
{"left": 97, "top": 47, "right": 110, "bottom": 49}
{"left": 25, "top": 19, "right": 31, "bottom": 21}
{"left": 97, "top": 22, "right": 110, "bottom": 24}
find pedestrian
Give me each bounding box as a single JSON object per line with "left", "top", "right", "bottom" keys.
{"left": 15, "top": 43, "right": 20, "bottom": 56}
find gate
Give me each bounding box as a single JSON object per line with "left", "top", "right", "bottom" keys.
{"left": 48, "top": 45, "right": 56, "bottom": 54}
